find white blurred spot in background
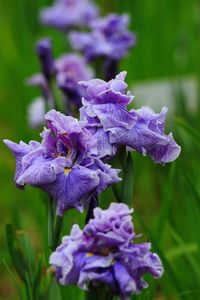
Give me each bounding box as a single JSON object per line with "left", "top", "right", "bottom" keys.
{"left": 132, "top": 76, "right": 198, "bottom": 114}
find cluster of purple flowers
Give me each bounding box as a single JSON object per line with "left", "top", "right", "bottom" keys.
{"left": 4, "top": 0, "right": 182, "bottom": 298}
{"left": 50, "top": 203, "right": 163, "bottom": 299}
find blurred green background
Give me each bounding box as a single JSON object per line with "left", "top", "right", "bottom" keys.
{"left": 0, "top": 0, "right": 200, "bottom": 299}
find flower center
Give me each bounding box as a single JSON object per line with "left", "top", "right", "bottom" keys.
{"left": 64, "top": 167, "right": 71, "bottom": 176}
{"left": 86, "top": 252, "right": 94, "bottom": 257}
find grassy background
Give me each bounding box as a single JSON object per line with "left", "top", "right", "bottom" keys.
{"left": 0, "top": 0, "right": 200, "bottom": 299}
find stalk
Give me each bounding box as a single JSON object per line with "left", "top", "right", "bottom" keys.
{"left": 48, "top": 197, "right": 63, "bottom": 251}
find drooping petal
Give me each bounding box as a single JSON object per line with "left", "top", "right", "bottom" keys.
{"left": 42, "top": 165, "right": 100, "bottom": 216}
{"left": 114, "top": 262, "right": 137, "bottom": 298}
{"left": 108, "top": 108, "right": 181, "bottom": 164}
{"left": 3, "top": 139, "right": 40, "bottom": 188}
{"left": 16, "top": 156, "right": 66, "bottom": 187}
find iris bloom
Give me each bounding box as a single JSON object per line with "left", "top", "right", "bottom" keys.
{"left": 4, "top": 110, "right": 120, "bottom": 216}
{"left": 69, "top": 14, "right": 135, "bottom": 61}
{"left": 50, "top": 203, "right": 163, "bottom": 299}
{"left": 79, "top": 72, "right": 181, "bottom": 164}
{"left": 40, "top": 0, "right": 99, "bottom": 30}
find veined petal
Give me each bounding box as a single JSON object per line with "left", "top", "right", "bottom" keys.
{"left": 17, "top": 156, "right": 66, "bottom": 187}
{"left": 42, "top": 165, "right": 100, "bottom": 216}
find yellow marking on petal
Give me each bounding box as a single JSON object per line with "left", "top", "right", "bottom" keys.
{"left": 86, "top": 252, "right": 94, "bottom": 257}
{"left": 64, "top": 167, "right": 71, "bottom": 176}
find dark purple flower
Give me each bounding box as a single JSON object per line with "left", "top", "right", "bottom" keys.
{"left": 80, "top": 72, "right": 181, "bottom": 164}
{"left": 69, "top": 14, "right": 136, "bottom": 61}
{"left": 50, "top": 203, "right": 163, "bottom": 299}
{"left": 40, "top": 0, "right": 99, "bottom": 30}
{"left": 4, "top": 110, "right": 120, "bottom": 216}
{"left": 36, "top": 38, "right": 54, "bottom": 82}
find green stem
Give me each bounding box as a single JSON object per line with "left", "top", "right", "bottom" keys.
{"left": 53, "top": 216, "right": 63, "bottom": 251}
{"left": 48, "top": 197, "right": 55, "bottom": 250}
{"left": 48, "top": 197, "right": 63, "bottom": 251}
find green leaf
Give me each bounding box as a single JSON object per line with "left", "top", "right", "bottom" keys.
{"left": 32, "top": 255, "right": 42, "bottom": 299}
{"left": 167, "top": 224, "right": 200, "bottom": 279}
{"left": 120, "top": 152, "right": 134, "bottom": 206}
{"left": 53, "top": 216, "right": 63, "bottom": 251}
{"left": 180, "top": 166, "right": 200, "bottom": 211}
{"left": 17, "top": 230, "right": 35, "bottom": 272}
{"left": 48, "top": 197, "right": 55, "bottom": 250}
{"left": 5, "top": 224, "right": 28, "bottom": 283}
{"left": 136, "top": 214, "right": 184, "bottom": 294}
{"left": 156, "top": 163, "right": 176, "bottom": 241}
{"left": 166, "top": 244, "right": 198, "bottom": 261}
{"left": 3, "top": 259, "right": 24, "bottom": 300}
{"left": 174, "top": 117, "right": 200, "bottom": 143}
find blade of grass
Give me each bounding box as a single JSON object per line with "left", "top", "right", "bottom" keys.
{"left": 3, "top": 259, "right": 24, "bottom": 300}
{"left": 174, "top": 117, "right": 200, "bottom": 143}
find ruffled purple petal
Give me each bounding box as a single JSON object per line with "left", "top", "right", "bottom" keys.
{"left": 17, "top": 156, "right": 66, "bottom": 187}
{"left": 79, "top": 71, "right": 133, "bottom": 105}
{"left": 3, "top": 139, "right": 40, "bottom": 188}
{"left": 108, "top": 107, "right": 181, "bottom": 164}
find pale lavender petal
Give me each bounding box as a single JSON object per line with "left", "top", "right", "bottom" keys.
{"left": 40, "top": 0, "right": 99, "bottom": 30}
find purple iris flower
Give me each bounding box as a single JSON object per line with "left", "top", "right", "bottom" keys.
{"left": 50, "top": 203, "right": 163, "bottom": 299}
{"left": 4, "top": 110, "right": 120, "bottom": 216}
{"left": 40, "top": 0, "right": 99, "bottom": 30}
{"left": 69, "top": 14, "right": 136, "bottom": 61}
{"left": 79, "top": 72, "right": 181, "bottom": 164}
{"left": 27, "top": 52, "right": 94, "bottom": 110}
{"left": 55, "top": 53, "right": 94, "bottom": 108}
